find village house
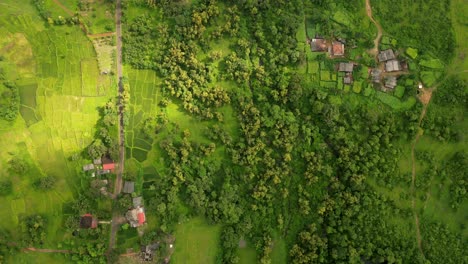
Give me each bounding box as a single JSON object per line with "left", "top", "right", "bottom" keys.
{"left": 338, "top": 62, "right": 354, "bottom": 72}
{"left": 93, "top": 158, "right": 102, "bottom": 165}
{"left": 378, "top": 49, "right": 396, "bottom": 62}
{"left": 309, "top": 37, "right": 328, "bottom": 52}
{"left": 80, "top": 214, "right": 98, "bottom": 229}
{"left": 385, "top": 59, "right": 402, "bottom": 72}
{"left": 97, "top": 169, "right": 111, "bottom": 175}
{"left": 385, "top": 76, "right": 398, "bottom": 89}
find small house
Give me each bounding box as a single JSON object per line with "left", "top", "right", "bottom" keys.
{"left": 93, "top": 158, "right": 102, "bottom": 165}
{"left": 378, "top": 49, "right": 396, "bottom": 62}
{"left": 385, "top": 60, "right": 401, "bottom": 72}
{"left": 123, "top": 181, "right": 135, "bottom": 194}
{"left": 83, "top": 164, "right": 95, "bottom": 172}
{"left": 330, "top": 41, "right": 345, "bottom": 57}
{"left": 310, "top": 38, "right": 328, "bottom": 52}
{"left": 385, "top": 76, "right": 398, "bottom": 89}
{"left": 338, "top": 62, "right": 354, "bottom": 72}
{"left": 80, "top": 214, "right": 98, "bottom": 229}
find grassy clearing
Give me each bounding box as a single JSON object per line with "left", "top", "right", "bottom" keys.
{"left": 448, "top": 0, "right": 468, "bottom": 79}
{"left": 171, "top": 217, "right": 221, "bottom": 264}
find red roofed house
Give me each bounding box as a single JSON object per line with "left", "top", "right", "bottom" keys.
{"left": 138, "top": 209, "right": 146, "bottom": 225}
{"left": 330, "top": 41, "right": 345, "bottom": 57}
{"left": 80, "top": 214, "right": 98, "bottom": 229}
{"left": 103, "top": 163, "right": 116, "bottom": 171}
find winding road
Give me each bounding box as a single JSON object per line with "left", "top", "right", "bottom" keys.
{"left": 108, "top": 0, "right": 125, "bottom": 253}
{"left": 365, "top": 0, "right": 383, "bottom": 61}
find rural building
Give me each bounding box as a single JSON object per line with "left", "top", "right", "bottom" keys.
{"left": 330, "top": 41, "right": 345, "bottom": 57}
{"left": 141, "top": 243, "right": 160, "bottom": 261}
{"left": 385, "top": 60, "right": 402, "bottom": 72}
{"left": 126, "top": 207, "right": 146, "bottom": 227}
{"left": 93, "top": 158, "right": 102, "bottom": 165}
{"left": 123, "top": 181, "right": 135, "bottom": 194}
{"left": 343, "top": 73, "right": 353, "bottom": 85}
{"left": 80, "top": 214, "right": 98, "bottom": 229}
{"left": 338, "top": 62, "right": 354, "bottom": 72}
{"left": 370, "top": 68, "right": 382, "bottom": 83}
{"left": 378, "top": 49, "right": 396, "bottom": 62}
{"left": 310, "top": 38, "right": 328, "bottom": 52}
{"left": 385, "top": 76, "right": 398, "bottom": 89}
{"left": 133, "top": 196, "right": 143, "bottom": 207}
{"left": 83, "top": 164, "right": 95, "bottom": 171}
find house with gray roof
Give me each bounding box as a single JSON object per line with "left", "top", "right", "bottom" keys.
{"left": 385, "top": 60, "right": 402, "bottom": 72}
{"left": 123, "top": 181, "right": 135, "bottom": 194}
{"left": 385, "top": 76, "right": 398, "bottom": 89}
{"left": 133, "top": 196, "right": 143, "bottom": 208}
{"left": 338, "top": 62, "right": 354, "bottom": 72}
{"left": 378, "top": 49, "right": 396, "bottom": 62}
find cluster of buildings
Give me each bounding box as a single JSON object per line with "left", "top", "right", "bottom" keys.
{"left": 309, "top": 36, "right": 345, "bottom": 57}
{"left": 82, "top": 157, "right": 116, "bottom": 176}
{"left": 371, "top": 49, "right": 408, "bottom": 89}
{"left": 123, "top": 181, "right": 146, "bottom": 228}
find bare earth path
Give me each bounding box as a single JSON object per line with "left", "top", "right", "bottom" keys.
{"left": 51, "top": 0, "right": 73, "bottom": 16}
{"left": 23, "top": 247, "right": 71, "bottom": 254}
{"left": 410, "top": 88, "right": 433, "bottom": 259}
{"left": 365, "top": 0, "right": 383, "bottom": 60}
{"left": 108, "top": 0, "right": 124, "bottom": 254}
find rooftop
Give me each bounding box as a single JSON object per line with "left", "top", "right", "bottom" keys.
{"left": 378, "top": 49, "right": 396, "bottom": 62}
{"left": 338, "top": 62, "right": 354, "bottom": 72}
{"left": 310, "top": 38, "right": 328, "bottom": 52}
{"left": 123, "top": 181, "right": 135, "bottom": 194}
{"left": 83, "top": 164, "right": 95, "bottom": 171}
{"left": 330, "top": 41, "right": 345, "bottom": 56}
{"left": 385, "top": 76, "right": 398, "bottom": 89}
{"left": 80, "top": 214, "right": 98, "bottom": 229}
{"left": 385, "top": 60, "right": 401, "bottom": 72}
{"left": 133, "top": 196, "right": 143, "bottom": 208}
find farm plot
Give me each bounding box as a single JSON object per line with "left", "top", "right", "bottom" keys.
{"left": 0, "top": 1, "right": 115, "bottom": 255}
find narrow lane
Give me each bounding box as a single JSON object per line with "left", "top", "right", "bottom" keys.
{"left": 108, "top": 0, "right": 124, "bottom": 253}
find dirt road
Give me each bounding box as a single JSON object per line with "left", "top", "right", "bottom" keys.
{"left": 365, "top": 0, "right": 383, "bottom": 60}
{"left": 108, "top": 0, "right": 124, "bottom": 253}
{"left": 410, "top": 87, "right": 433, "bottom": 259}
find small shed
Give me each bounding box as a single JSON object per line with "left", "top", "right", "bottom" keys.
{"left": 385, "top": 60, "right": 401, "bottom": 72}
{"left": 133, "top": 196, "right": 143, "bottom": 208}
{"left": 83, "top": 164, "right": 95, "bottom": 171}
{"left": 123, "top": 181, "right": 135, "bottom": 194}
{"left": 310, "top": 38, "right": 328, "bottom": 52}
{"left": 378, "top": 49, "right": 396, "bottom": 62}
{"left": 93, "top": 158, "right": 102, "bottom": 165}
{"left": 80, "top": 214, "right": 98, "bottom": 229}
{"left": 385, "top": 76, "right": 398, "bottom": 89}
{"left": 338, "top": 62, "right": 354, "bottom": 72}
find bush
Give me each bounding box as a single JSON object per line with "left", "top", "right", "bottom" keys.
{"left": 0, "top": 180, "right": 13, "bottom": 196}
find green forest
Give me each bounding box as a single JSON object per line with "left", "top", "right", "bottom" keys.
{"left": 0, "top": 0, "right": 466, "bottom": 263}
